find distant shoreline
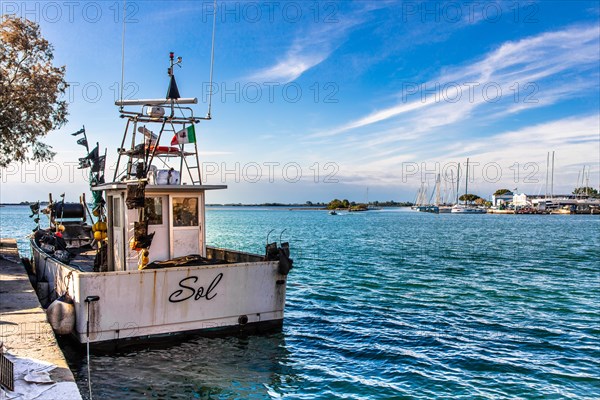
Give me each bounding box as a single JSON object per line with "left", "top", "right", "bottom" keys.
{"left": 1, "top": 202, "right": 412, "bottom": 208}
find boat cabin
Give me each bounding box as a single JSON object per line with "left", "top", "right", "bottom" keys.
{"left": 94, "top": 183, "right": 225, "bottom": 271}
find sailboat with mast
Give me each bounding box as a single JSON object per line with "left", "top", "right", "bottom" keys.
{"left": 451, "top": 158, "right": 486, "bottom": 214}
{"left": 411, "top": 182, "right": 428, "bottom": 211}
{"left": 438, "top": 170, "right": 454, "bottom": 213}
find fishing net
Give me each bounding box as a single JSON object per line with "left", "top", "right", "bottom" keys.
{"left": 126, "top": 183, "right": 146, "bottom": 209}
{"left": 133, "top": 220, "right": 155, "bottom": 249}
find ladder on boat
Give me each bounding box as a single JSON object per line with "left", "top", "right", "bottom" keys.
{"left": 114, "top": 117, "right": 203, "bottom": 185}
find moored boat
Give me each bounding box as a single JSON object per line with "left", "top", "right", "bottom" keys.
{"left": 450, "top": 205, "right": 486, "bottom": 214}
{"left": 450, "top": 158, "right": 487, "bottom": 214}
{"left": 29, "top": 53, "right": 293, "bottom": 347}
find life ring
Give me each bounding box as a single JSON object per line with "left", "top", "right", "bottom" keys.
{"left": 148, "top": 145, "right": 180, "bottom": 155}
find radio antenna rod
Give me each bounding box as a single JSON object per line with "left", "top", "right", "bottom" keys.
{"left": 207, "top": 0, "right": 217, "bottom": 119}
{"left": 119, "top": 0, "right": 127, "bottom": 112}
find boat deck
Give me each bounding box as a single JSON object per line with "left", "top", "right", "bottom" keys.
{"left": 44, "top": 244, "right": 266, "bottom": 273}
{"left": 68, "top": 247, "right": 97, "bottom": 272}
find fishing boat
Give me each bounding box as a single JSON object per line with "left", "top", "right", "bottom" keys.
{"left": 451, "top": 159, "right": 486, "bottom": 214}
{"left": 28, "top": 53, "right": 293, "bottom": 347}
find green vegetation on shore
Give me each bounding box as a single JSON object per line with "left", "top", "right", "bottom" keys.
{"left": 573, "top": 187, "right": 599, "bottom": 197}
{"left": 493, "top": 189, "right": 513, "bottom": 196}
{"left": 326, "top": 199, "right": 413, "bottom": 210}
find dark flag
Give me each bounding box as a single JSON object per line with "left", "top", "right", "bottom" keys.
{"left": 29, "top": 201, "right": 40, "bottom": 215}
{"left": 78, "top": 157, "right": 91, "bottom": 169}
{"left": 77, "top": 137, "right": 88, "bottom": 147}
{"left": 91, "top": 155, "right": 106, "bottom": 173}
{"left": 86, "top": 145, "right": 99, "bottom": 161}
{"left": 79, "top": 145, "right": 100, "bottom": 169}
{"left": 71, "top": 128, "right": 85, "bottom": 136}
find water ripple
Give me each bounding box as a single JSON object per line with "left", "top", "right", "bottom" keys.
{"left": 2, "top": 206, "right": 599, "bottom": 398}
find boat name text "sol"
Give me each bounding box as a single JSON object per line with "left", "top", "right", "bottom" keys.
{"left": 168, "top": 273, "right": 223, "bottom": 303}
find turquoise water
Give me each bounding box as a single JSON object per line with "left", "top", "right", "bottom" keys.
{"left": 1, "top": 205, "right": 599, "bottom": 399}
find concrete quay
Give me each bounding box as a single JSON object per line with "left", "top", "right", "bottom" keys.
{"left": 0, "top": 238, "right": 82, "bottom": 399}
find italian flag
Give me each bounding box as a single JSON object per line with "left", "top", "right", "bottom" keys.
{"left": 171, "top": 125, "right": 196, "bottom": 145}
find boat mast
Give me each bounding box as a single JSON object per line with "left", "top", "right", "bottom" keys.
{"left": 435, "top": 174, "right": 441, "bottom": 206}
{"left": 551, "top": 151, "right": 555, "bottom": 199}
{"left": 585, "top": 166, "right": 590, "bottom": 196}
{"left": 455, "top": 163, "right": 461, "bottom": 205}
{"left": 415, "top": 184, "right": 424, "bottom": 206}
{"left": 449, "top": 169, "right": 454, "bottom": 205}
{"left": 465, "top": 158, "right": 469, "bottom": 205}
{"left": 545, "top": 152, "right": 549, "bottom": 200}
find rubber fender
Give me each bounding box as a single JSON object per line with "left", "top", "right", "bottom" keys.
{"left": 277, "top": 245, "right": 293, "bottom": 275}
{"left": 46, "top": 296, "right": 75, "bottom": 335}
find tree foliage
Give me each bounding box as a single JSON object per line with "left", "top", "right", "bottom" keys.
{"left": 459, "top": 193, "right": 480, "bottom": 203}
{"left": 327, "top": 199, "right": 345, "bottom": 210}
{"left": 493, "top": 189, "right": 512, "bottom": 196}
{"left": 573, "top": 187, "right": 599, "bottom": 197}
{"left": 0, "top": 16, "right": 68, "bottom": 167}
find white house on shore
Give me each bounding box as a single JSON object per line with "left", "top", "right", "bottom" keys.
{"left": 492, "top": 191, "right": 513, "bottom": 207}
{"left": 512, "top": 193, "right": 529, "bottom": 207}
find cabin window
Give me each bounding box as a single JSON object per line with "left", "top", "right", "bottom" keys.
{"left": 173, "top": 197, "right": 198, "bottom": 227}
{"left": 112, "top": 197, "right": 121, "bottom": 228}
{"left": 145, "top": 197, "right": 163, "bottom": 225}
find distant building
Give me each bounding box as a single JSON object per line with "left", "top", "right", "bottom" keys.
{"left": 491, "top": 191, "right": 599, "bottom": 210}
{"left": 512, "top": 193, "right": 529, "bottom": 207}
{"left": 492, "top": 191, "right": 513, "bottom": 206}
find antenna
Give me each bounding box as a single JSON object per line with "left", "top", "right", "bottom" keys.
{"left": 119, "top": 0, "right": 127, "bottom": 112}
{"left": 207, "top": 0, "right": 217, "bottom": 119}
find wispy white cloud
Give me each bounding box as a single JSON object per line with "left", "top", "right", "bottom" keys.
{"left": 311, "top": 24, "right": 599, "bottom": 139}
{"left": 246, "top": 6, "right": 376, "bottom": 83}
{"left": 293, "top": 25, "right": 599, "bottom": 195}
{"left": 327, "top": 114, "right": 599, "bottom": 195}
{"left": 248, "top": 47, "right": 329, "bottom": 84}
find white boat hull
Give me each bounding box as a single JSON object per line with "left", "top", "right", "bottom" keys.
{"left": 31, "top": 240, "right": 287, "bottom": 345}
{"left": 451, "top": 206, "right": 486, "bottom": 214}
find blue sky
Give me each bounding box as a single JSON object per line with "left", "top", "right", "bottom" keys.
{"left": 1, "top": 0, "right": 599, "bottom": 203}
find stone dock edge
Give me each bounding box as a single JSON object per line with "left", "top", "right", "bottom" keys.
{"left": 0, "top": 238, "right": 83, "bottom": 399}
